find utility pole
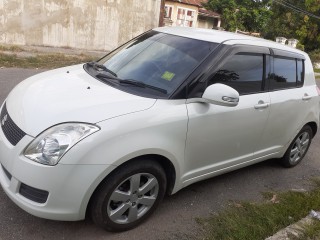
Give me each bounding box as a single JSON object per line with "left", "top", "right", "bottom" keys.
{"left": 159, "top": 0, "right": 165, "bottom": 27}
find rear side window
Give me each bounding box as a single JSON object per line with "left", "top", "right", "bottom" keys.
{"left": 297, "top": 59, "right": 304, "bottom": 87}
{"left": 208, "top": 53, "right": 264, "bottom": 95}
{"left": 270, "top": 57, "right": 304, "bottom": 90}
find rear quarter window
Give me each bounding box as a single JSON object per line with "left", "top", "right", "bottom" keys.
{"left": 269, "top": 56, "right": 305, "bottom": 91}
{"left": 297, "top": 59, "right": 304, "bottom": 87}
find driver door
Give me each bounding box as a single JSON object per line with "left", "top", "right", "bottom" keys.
{"left": 182, "top": 46, "right": 271, "bottom": 185}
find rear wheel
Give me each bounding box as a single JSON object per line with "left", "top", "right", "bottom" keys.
{"left": 280, "top": 125, "right": 312, "bottom": 168}
{"left": 90, "top": 159, "right": 166, "bottom": 231}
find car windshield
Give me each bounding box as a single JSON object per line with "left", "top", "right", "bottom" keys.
{"left": 92, "top": 30, "right": 217, "bottom": 98}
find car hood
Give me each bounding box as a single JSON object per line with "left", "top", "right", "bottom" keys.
{"left": 5, "top": 64, "right": 156, "bottom": 137}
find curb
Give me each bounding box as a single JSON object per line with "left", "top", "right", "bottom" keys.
{"left": 265, "top": 215, "right": 315, "bottom": 239}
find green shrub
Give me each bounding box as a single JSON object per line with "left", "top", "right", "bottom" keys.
{"left": 309, "top": 49, "right": 320, "bottom": 63}
{"left": 296, "top": 42, "right": 305, "bottom": 51}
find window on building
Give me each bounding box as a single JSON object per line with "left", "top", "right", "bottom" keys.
{"left": 177, "top": 8, "right": 195, "bottom": 27}
{"left": 164, "top": 5, "right": 173, "bottom": 18}
{"left": 208, "top": 53, "right": 264, "bottom": 95}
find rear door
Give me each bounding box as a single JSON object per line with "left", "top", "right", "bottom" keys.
{"left": 256, "top": 49, "right": 316, "bottom": 157}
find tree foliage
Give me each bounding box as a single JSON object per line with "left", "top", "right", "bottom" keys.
{"left": 204, "top": 0, "right": 320, "bottom": 52}
{"left": 264, "top": 0, "right": 320, "bottom": 52}
{"left": 203, "top": 0, "right": 272, "bottom": 32}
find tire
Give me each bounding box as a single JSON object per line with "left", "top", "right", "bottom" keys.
{"left": 90, "top": 159, "right": 167, "bottom": 232}
{"left": 280, "top": 125, "right": 313, "bottom": 168}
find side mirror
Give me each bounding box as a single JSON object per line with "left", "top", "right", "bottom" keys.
{"left": 187, "top": 84, "right": 239, "bottom": 107}
{"left": 203, "top": 84, "right": 239, "bottom": 106}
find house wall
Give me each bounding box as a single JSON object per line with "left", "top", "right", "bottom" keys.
{"left": 164, "top": 1, "right": 221, "bottom": 29}
{"left": 197, "top": 17, "right": 213, "bottom": 29}
{"left": 0, "top": 0, "right": 161, "bottom": 51}
{"left": 197, "top": 16, "right": 220, "bottom": 29}
{"left": 164, "top": 1, "right": 198, "bottom": 27}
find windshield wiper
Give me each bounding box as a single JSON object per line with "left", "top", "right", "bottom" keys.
{"left": 86, "top": 62, "right": 118, "bottom": 77}
{"left": 96, "top": 73, "right": 167, "bottom": 94}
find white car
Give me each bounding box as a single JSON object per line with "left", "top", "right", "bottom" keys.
{"left": 0, "top": 27, "right": 319, "bottom": 231}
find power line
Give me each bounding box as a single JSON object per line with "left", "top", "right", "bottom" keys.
{"left": 272, "top": 0, "right": 320, "bottom": 20}
{"left": 273, "top": 0, "right": 319, "bottom": 19}
{"left": 273, "top": 0, "right": 320, "bottom": 20}
{"left": 277, "top": 0, "right": 319, "bottom": 18}
{"left": 279, "top": 0, "right": 320, "bottom": 19}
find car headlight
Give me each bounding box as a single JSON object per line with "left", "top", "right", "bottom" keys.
{"left": 24, "top": 123, "right": 100, "bottom": 166}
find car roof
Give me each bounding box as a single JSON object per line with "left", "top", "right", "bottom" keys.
{"left": 155, "top": 26, "right": 258, "bottom": 43}
{"left": 154, "top": 27, "right": 306, "bottom": 57}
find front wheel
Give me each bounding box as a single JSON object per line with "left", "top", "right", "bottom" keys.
{"left": 90, "top": 159, "right": 167, "bottom": 231}
{"left": 280, "top": 125, "right": 313, "bottom": 168}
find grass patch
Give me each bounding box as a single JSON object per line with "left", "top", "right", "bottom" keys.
{"left": 0, "top": 53, "right": 95, "bottom": 69}
{"left": 0, "top": 45, "right": 24, "bottom": 52}
{"left": 315, "top": 68, "right": 320, "bottom": 73}
{"left": 199, "top": 180, "right": 320, "bottom": 240}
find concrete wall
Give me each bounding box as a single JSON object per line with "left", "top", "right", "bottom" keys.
{"left": 0, "top": 0, "right": 161, "bottom": 51}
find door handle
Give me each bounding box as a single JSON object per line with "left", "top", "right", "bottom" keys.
{"left": 254, "top": 101, "right": 269, "bottom": 110}
{"left": 302, "top": 94, "right": 312, "bottom": 101}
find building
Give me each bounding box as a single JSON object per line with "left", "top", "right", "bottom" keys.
{"left": 0, "top": 0, "right": 162, "bottom": 51}
{"left": 163, "top": 0, "right": 221, "bottom": 29}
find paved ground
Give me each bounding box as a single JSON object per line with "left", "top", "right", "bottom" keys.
{"left": 1, "top": 68, "right": 320, "bottom": 240}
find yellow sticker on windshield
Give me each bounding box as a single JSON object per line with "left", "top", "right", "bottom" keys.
{"left": 161, "top": 71, "right": 175, "bottom": 81}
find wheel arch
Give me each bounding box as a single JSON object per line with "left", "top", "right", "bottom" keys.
{"left": 120, "top": 154, "right": 177, "bottom": 195}
{"left": 305, "top": 121, "right": 318, "bottom": 138}
{"left": 85, "top": 154, "right": 177, "bottom": 217}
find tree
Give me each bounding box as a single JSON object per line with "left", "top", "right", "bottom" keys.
{"left": 204, "top": 0, "right": 320, "bottom": 52}
{"left": 264, "top": 0, "right": 320, "bottom": 52}
{"left": 203, "top": 0, "right": 272, "bottom": 32}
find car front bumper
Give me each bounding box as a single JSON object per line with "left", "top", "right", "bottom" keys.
{"left": 0, "top": 118, "right": 115, "bottom": 221}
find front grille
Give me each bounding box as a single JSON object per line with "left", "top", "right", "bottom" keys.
{"left": 0, "top": 103, "right": 26, "bottom": 146}
{"left": 1, "top": 165, "right": 12, "bottom": 180}
{"left": 19, "top": 183, "right": 49, "bottom": 204}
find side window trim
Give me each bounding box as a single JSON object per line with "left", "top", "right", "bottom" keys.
{"left": 264, "top": 54, "right": 271, "bottom": 91}
{"left": 295, "top": 59, "right": 298, "bottom": 87}
{"left": 272, "top": 48, "right": 306, "bottom": 60}
{"left": 297, "top": 59, "right": 305, "bottom": 87}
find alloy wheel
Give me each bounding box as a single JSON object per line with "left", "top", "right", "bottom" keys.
{"left": 289, "top": 132, "right": 310, "bottom": 164}
{"left": 107, "top": 173, "right": 159, "bottom": 224}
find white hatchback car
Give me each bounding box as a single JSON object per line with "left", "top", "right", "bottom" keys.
{"left": 0, "top": 27, "right": 319, "bottom": 231}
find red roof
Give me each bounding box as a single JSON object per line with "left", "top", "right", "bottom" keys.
{"left": 198, "top": 8, "right": 220, "bottom": 18}
{"left": 167, "top": 0, "right": 206, "bottom": 7}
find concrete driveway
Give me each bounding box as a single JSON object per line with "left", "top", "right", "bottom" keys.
{"left": 1, "top": 68, "right": 320, "bottom": 240}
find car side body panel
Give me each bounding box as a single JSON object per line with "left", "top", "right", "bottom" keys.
{"left": 184, "top": 92, "right": 270, "bottom": 184}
